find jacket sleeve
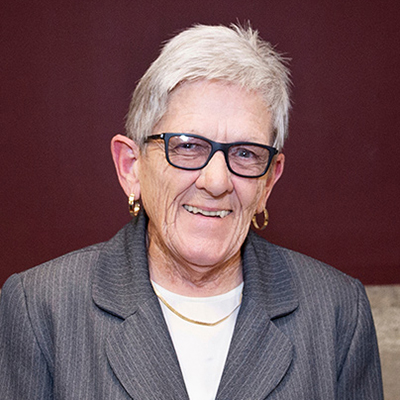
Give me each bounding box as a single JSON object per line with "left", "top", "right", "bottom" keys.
{"left": 337, "top": 280, "right": 384, "bottom": 400}
{"left": 0, "top": 274, "right": 53, "bottom": 399}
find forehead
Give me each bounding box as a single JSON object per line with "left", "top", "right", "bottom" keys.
{"left": 155, "top": 80, "right": 273, "bottom": 144}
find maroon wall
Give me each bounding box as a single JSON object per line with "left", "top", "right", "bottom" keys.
{"left": 1, "top": 0, "right": 399, "bottom": 286}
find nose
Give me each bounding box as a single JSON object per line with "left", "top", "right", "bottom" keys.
{"left": 195, "top": 151, "right": 234, "bottom": 197}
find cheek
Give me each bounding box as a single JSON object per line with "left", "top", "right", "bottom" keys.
{"left": 138, "top": 161, "right": 196, "bottom": 222}
{"left": 235, "top": 179, "right": 267, "bottom": 215}
{"left": 138, "top": 161, "right": 165, "bottom": 217}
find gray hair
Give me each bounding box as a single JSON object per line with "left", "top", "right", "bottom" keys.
{"left": 125, "top": 23, "right": 291, "bottom": 151}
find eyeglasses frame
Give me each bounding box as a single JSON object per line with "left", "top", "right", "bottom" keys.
{"left": 145, "top": 133, "right": 278, "bottom": 178}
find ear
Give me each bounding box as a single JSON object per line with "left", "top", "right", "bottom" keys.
{"left": 256, "top": 152, "right": 285, "bottom": 213}
{"left": 111, "top": 134, "right": 141, "bottom": 198}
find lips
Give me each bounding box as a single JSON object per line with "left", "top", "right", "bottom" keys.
{"left": 183, "top": 204, "right": 231, "bottom": 218}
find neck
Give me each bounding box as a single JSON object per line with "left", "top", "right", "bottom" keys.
{"left": 147, "top": 234, "right": 243, "bottom": 297}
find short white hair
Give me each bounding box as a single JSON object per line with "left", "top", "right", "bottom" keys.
{"left": 126, "top": 23, "right": 291, "bottom": 150}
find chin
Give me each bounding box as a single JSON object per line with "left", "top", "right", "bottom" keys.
{"left": 174, "top": 240, "right": 235, "bottom": 268}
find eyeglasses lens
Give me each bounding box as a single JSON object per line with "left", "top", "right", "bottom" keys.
{"left": 228, "top": 144, "right": 270, "bottom": 176}
{"left": 167, "top": 135, "right": 271, "bottom": 177}
{"left": 168, "top": 135, "right": 211, "bottom": 168}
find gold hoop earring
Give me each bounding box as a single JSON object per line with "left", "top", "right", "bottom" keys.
{"left": 128, "top": 194, "right": 141, "bottom": 217}
{"left": 252, "top": 209, "right": 269, "bottom": 230}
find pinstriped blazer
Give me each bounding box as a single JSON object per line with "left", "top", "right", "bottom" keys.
{"left": 0, "top": 215, "right": 383, "bottom": 399}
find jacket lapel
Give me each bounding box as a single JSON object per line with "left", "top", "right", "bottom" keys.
{"left": 217, "top": 232, "right": 299, "bottom": 399}
{"left": 216, "top": 298, "right": 293, "bottom": 399}
{"left": 106, "top": 296, "right": 188, "bottom": 399}
{"left": 92, "top": 215, "right": 189, "bottom": 399}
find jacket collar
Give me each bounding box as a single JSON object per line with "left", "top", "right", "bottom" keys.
{"left": 92, "top": 214, "right": 154, "bottom": 319}
{"left": 92, "top": 216, "right": 298, "bottom": 320}
{"left": 241, "top": 231, "right": 299, "bottom": 319}
{"left": 92, "top": 215, "right": 298, "bottom": 399}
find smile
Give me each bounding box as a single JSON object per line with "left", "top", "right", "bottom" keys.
{"left": 183, "top": 205, "right": 231, "bottom": 218}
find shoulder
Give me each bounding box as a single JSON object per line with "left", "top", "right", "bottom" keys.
{"left": 0, "top": 218, "right": 146, "bottom": 314}
{"left": 0, "top": 242, "right": 107, "bottom": 318}
{"left": 247, "top": 231, "right": 366, "bottom": 310}
{"left": 249, "top": 231, "right": 360, "bottom": 284}
{"left": 247, "top": 232, "right": 376, "bottom": 354}
{"left": 19, "top": 242, "right": 104, "bottom": 290}
{"left": 3, "top": 220, "right": 138, "bottom": 297}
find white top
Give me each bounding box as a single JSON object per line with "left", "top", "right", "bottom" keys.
{"left": 152, "top": 281, "right": 243, "bottom": 400}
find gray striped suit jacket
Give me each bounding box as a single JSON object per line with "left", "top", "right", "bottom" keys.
{"left": 0, "top": 215, "right": 383, "bottom": 399}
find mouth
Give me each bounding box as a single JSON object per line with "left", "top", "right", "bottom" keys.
{"left": 183, "top": 204, "right": 232, "bottom": 218}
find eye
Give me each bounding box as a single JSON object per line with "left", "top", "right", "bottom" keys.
{"left": 177, "top": 142, "right": 198, "bottom": 150}
{"left": 170, "top": 136, "right": 209, "bottom": 154}
{"left": 234, "top": 147, "right": 257, "bottom": 159}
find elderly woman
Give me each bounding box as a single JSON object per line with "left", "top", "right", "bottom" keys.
{"left": 0, "top": 24, "right": 382, "bottom": 399}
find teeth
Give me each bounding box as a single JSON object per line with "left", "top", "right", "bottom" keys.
{"left": 183, "top": 205, "right": 231, "bottom": 218}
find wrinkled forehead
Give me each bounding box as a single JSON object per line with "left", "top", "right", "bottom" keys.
{"left": 153, "top": 79, "right": 274, "bottom": 145}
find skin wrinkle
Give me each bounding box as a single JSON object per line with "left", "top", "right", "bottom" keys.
{"left": 144, "top": 159, "right": 243, "bottom": 293}
{"left": 111, "top": 80, "right": 284, "bottom": 297}
{"left": 134, "top": 81, "right": 283, "bottom": 296}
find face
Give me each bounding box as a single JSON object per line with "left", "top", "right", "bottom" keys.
{"left": 135, "top": 80, "right": 284, "bottom": 268}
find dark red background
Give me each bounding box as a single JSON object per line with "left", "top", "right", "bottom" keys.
{"left": 1, "top": 0, "right": 399, "bottom": 286}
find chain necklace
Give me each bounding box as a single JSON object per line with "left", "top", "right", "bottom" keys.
{"left": 152, "top": 284, "right": 242, "bottom": 327}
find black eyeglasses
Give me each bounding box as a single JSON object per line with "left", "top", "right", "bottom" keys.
{"left": 145, "top": 133, "right": 278, "bottom": 178}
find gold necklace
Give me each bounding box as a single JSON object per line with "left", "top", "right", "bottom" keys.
{"left": 152, "top": 284, "right": 242, "bottom": 327}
